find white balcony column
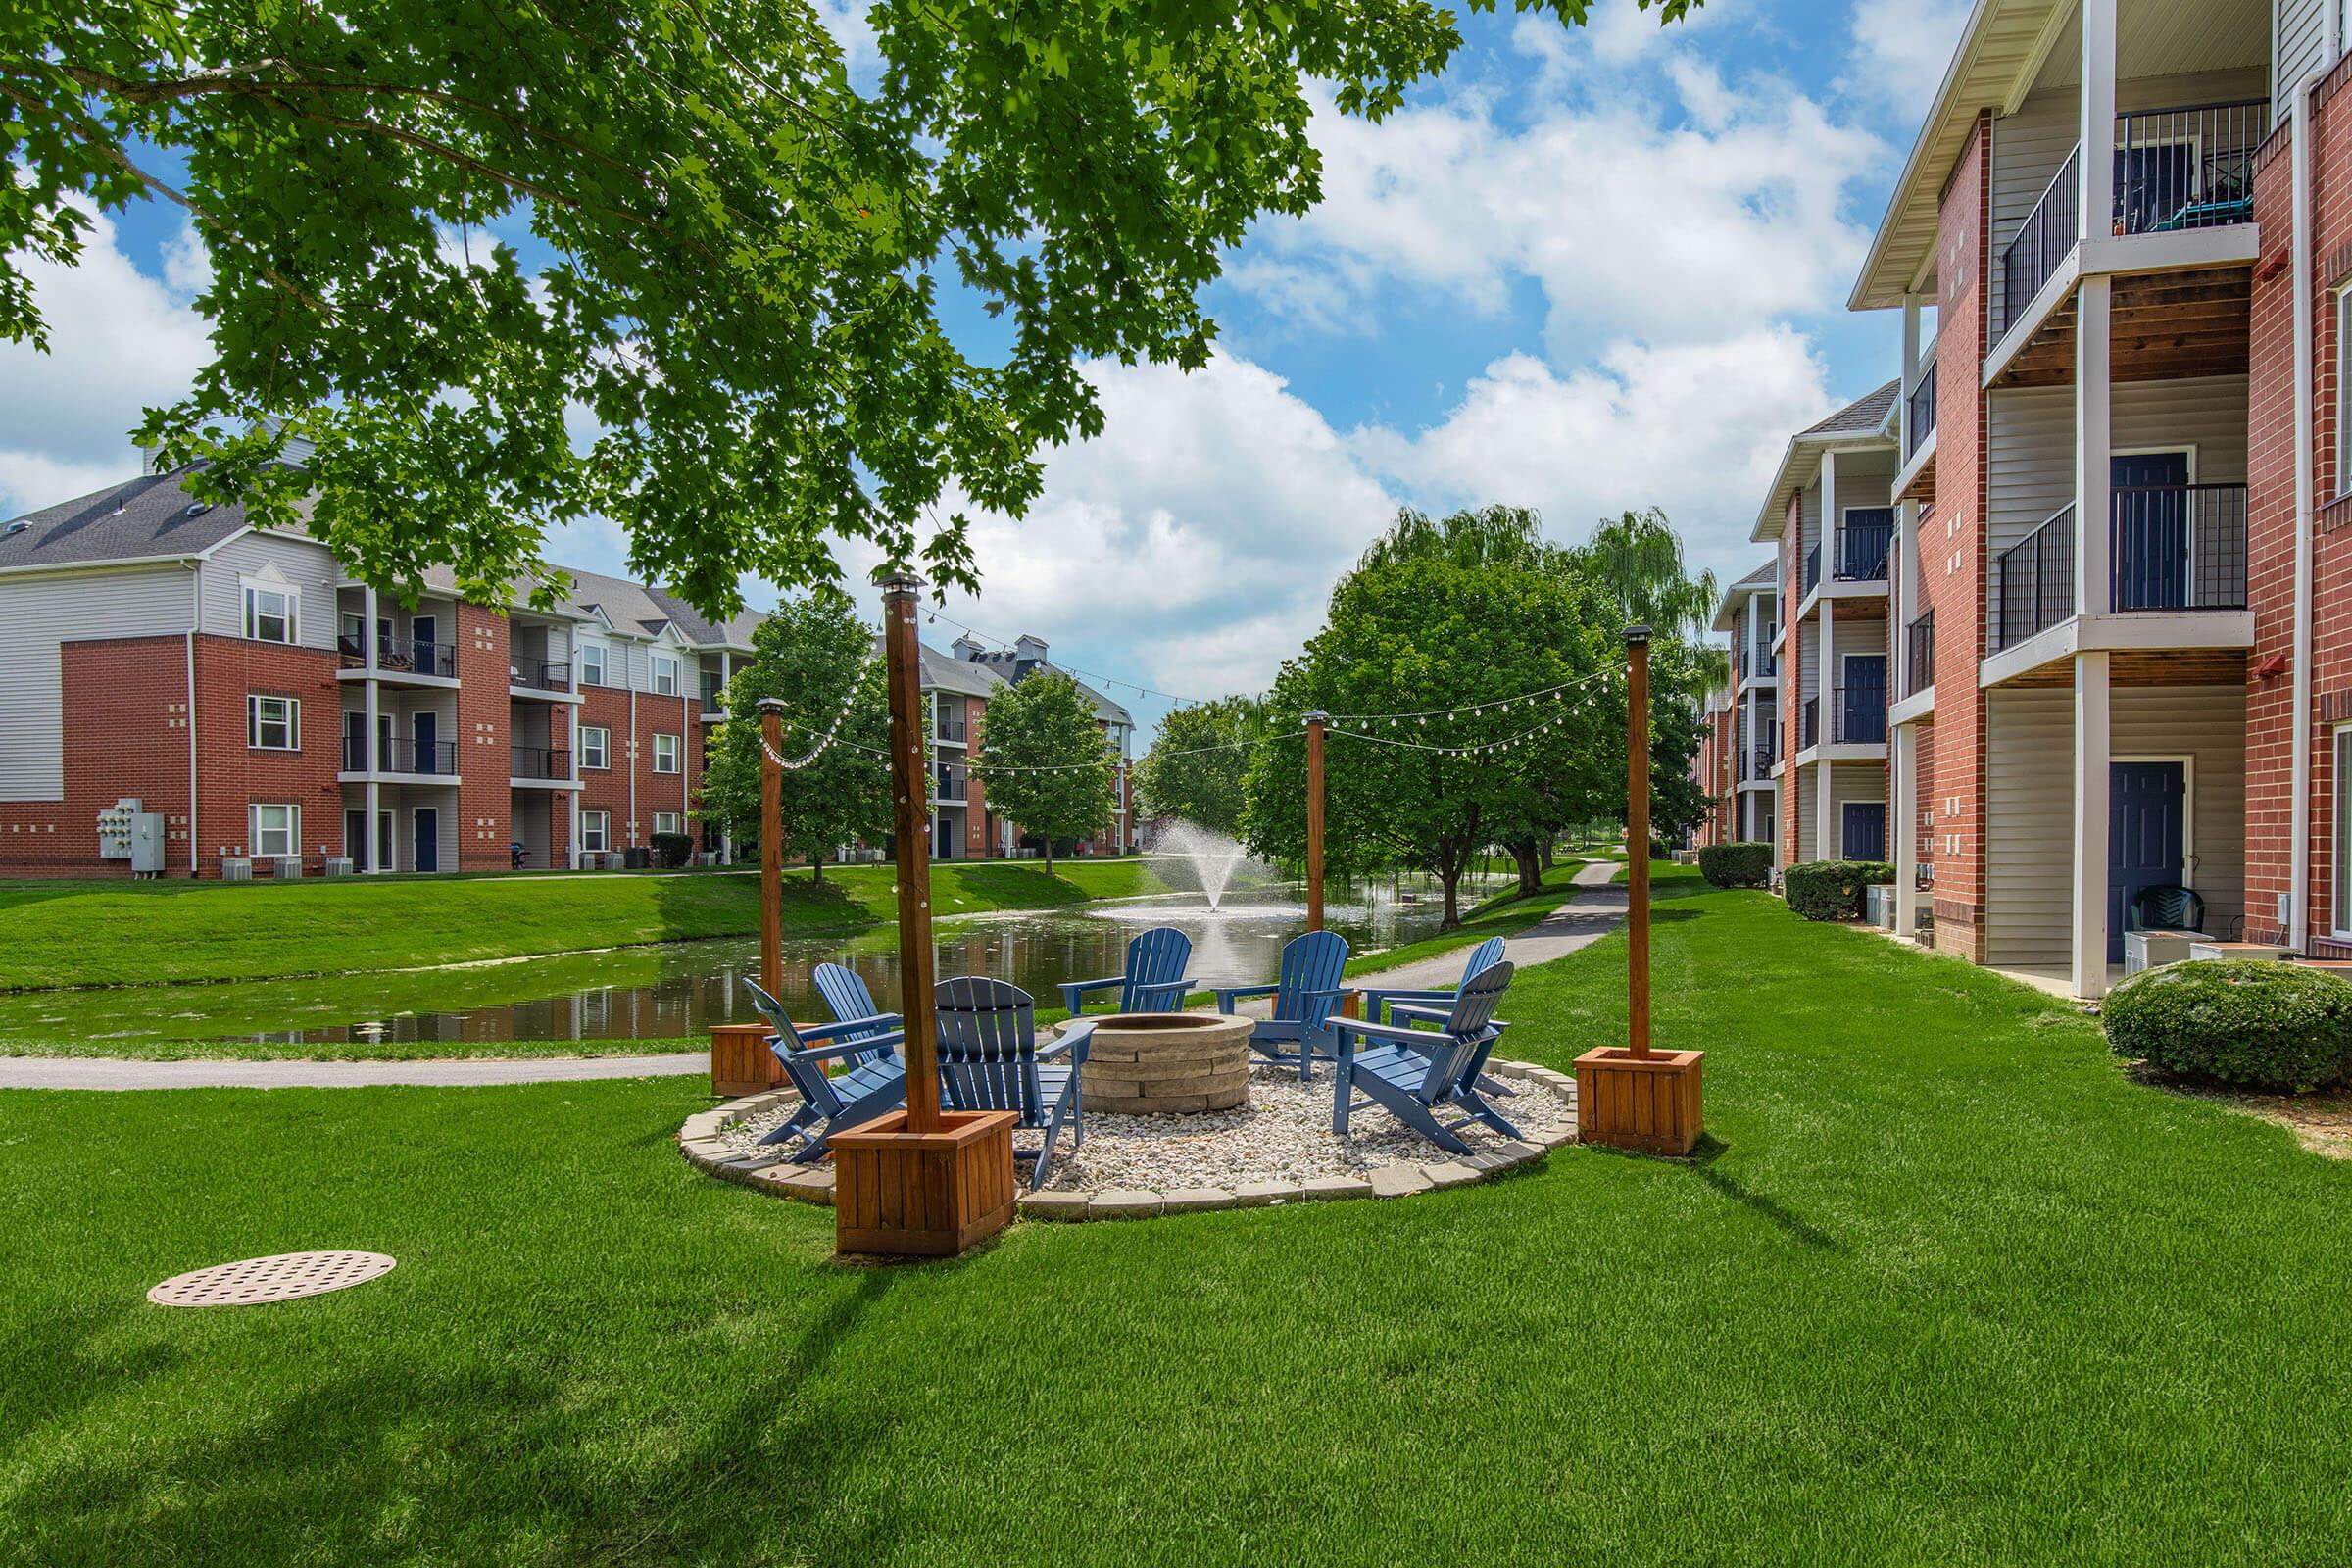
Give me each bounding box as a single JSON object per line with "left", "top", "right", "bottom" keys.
{"left": 1816, "top": 598, "right": 1836, "bottom": 858}
{"left": 2076, "top": 274, "right": 2113, "bottom": 616}
{"left": 1893, "top": 722, "right": 1920, "bottom": 940}
{"left": 2079, "top": 0, "right": 2117, "bottom": 243}
{"left": 1900, "top": 293, "right": 1923, "bottom": 451}
{"left": 1821, "top": 450, "right": 1838, "bottom": 592}
{"left": 2072, "top": 650, "right": 2114, "bottom": 999}
{"left": 568, "top": 633, "right": 586, "bottom": 869}
{"left": 363, "top": 584, "right": 383, "bottom": 874}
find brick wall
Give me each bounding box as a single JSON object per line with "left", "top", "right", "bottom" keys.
{"left": 457, "top": 605, "right": 511, "bottom": 871}
{"left": 0, "top": 635, "right": 196, "bottom": 875}
{"left": 577, "top": 683, "right": 633, "bottom": 854}
{"left": 1924, "top": 114, "right": 1992, "bottom": 960}
{"left": 2247, "top": 72, "right": 2352, "bottom": 951}
{"left": 190, "top": 632, "right": 343, "bottom": 875}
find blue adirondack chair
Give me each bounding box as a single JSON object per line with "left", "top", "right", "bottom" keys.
{"left": 1360, "top": 936, "right": 1506, "bottom": 1024}
{"left": 935, "top": 977, "right": 1093, "bottom": 1189}
{"left": 1214, "top": 929, "right": 1351, "bottom": 1081}
{"left": 1329, "top": 961, "right": 1521, "bottom": 1155}
{"left": 1057, "top": 926, "right": 1197, "bottom": 1017}
{"left": 743, "top": 974, "right": 909, "bottom": 1163}
{"left": 810, "top": 963, "right": 903, "bottom": 1068}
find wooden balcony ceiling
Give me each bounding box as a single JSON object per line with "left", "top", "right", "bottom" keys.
{"left": 1992, "top": 267, "right": 2251, "bottom": 390}
{"left": 1998, "top": 647, "right": 2246, "bottom": 688}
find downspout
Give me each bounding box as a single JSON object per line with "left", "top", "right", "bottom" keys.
{"left": 186, "top": 562, "right": 200, "bottom": 876}
{"left": 2292, "top": 75, "right": 2319, "bottom": 951}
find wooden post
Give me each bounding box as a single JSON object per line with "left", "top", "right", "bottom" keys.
{"left": 1625, "top": 627, "right": 1651, "bottom": 1059}
{"left": 755, "top": 697, "right": 786, "bottom": 998}
{"left": 1304, "top": 709, "right": 1327, "bottom": 932}
{"left": 882, "top": 575, "right": 942, "bottom": 1133}
{"left": 1574, "top": 622, "right": 1702, "bottom": 1156}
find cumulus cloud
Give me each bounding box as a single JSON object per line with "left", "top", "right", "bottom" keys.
{"left": 1840, "top": 0, "right": 1971, "bottom": 113}
{"left": 0, "top": 205, "right": 211, "bottom": 515}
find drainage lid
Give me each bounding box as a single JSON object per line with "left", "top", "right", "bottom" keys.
{"left": 148, "top": 1250, "right": 396, "bottom": 1307}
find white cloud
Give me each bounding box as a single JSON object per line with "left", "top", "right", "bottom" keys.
{"left": 1235, "top": 67, "right": 1883, "bottom": 355}
{"left": 1351, "top": 328, "right": 1834, "bottom": 587}
{"left": 1840, "top": 0, "right": 1971, "bottom": 113}
{"left": 0, "top": 205, "right": 211, "bottom": 515}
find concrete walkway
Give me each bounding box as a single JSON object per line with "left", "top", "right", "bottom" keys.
{"left": 0, "top": 862, "right": 1629, "bottom": 1093}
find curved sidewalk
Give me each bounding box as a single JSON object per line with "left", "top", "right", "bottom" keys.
{"left": 0, "top": 861, "right": 1628, "bottom": 1092}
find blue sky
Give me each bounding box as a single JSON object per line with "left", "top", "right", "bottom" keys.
{"left": 0, "top": 0, "right": 1966, "bottom": 737}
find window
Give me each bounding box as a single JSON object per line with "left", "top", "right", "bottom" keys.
{"left": 653, "top": 733, "right": 680, "bottom": 773}
{"left": 581, "top": 810, "right": 610, "bottom": 854}
{"left": 243, "top": 583, "right": 296, "bottom": 644}
{"left": 654, "top": 810, "right": 683, "bottom": 836}
{"left": 581, "top": 642, "right": 608, "bottom": 686}
{"left": 2338, "top": 288, "right": 2352, "bottom": 497}
{"left": 2336, "top": 726, "right": 2352, "bottom": 938}
{"left": 652, "top": 654, "right": 678, "bottom": 696}
{"left": 580, "top": 725, "right": 609, "bottom": 770}
{"left": 253, "top": 804, "right": 300, "bottom": 858}
{"left": 247, "top": 695, "right": 300, "bottom": 751}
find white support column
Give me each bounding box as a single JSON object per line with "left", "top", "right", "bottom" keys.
{"left": 1817, "top": 596, "right": 1836, "bottom": 858}
{"left": 363, "top": 584, "right": 382, "bottom": 874}
{"left": 2076, "top": 274, "right": 2113, "bottom": 618}
{"left": 2080, "top": 0, "right": 2117, "bottom": 247}
{"left": 1900, "top": 294, "right": 1923, "bottom": 452}
{"left": 568, "top": 632, "right": 585, "bottom": 869}
{"left": 2072, "top": 651, "right": 2113, "bottom": 999}
{"left": 1821, "top": 450, "right": 1838, "bottom": 595}
{"left": 1894, "top": 723, "right": 1920, "bottom": 940}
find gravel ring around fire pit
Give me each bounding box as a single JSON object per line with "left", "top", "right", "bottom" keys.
{"left": 677, "top": 1054, "right": 1579, "bottom": 1222}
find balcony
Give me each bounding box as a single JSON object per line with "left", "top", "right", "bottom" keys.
{"left": 2109, "top": 483, "right": 2247, "bottom": 612}
{"left": 935, "top": 713, "right": 968, "bottom": 746}
{"left": 347, "top": 736, "right": 459, "bottom": 776}
{"left": 511, "top": 746, "right": 572, "bottom": 781}
{"left": 1802, "top": 544, "right": 1821, "bottom": 596}
{"left": 1906, "top": 363, "right": 1936, "bottom": 456}
{"left": 1751, "top": 728, "right": 1778, "bottom": 778}
{"left": 1905, "top": 610, "right": 1936, "bottom": 697}
{"left": 700, "top": 677, "right": 726, "bottom": 717}
{"left": 338, "top": 631, "right": 458, "bottom": 679}
{"left": 1830, "top": 685, "right": 1887, "bottom": 746}
{"left": 1801, "top": 698, "right": 1818, "bottom": 751}
{"left": 1833, "top": 514, "right": 1893, "bottom": 584}
{"left": 933, "top": 766, "right": 970, "bottom": 806}
{"left": 1994, "top": 505, "right": 2077, "bottom": 653}
{"left": 1736, "top": 645, "right": 1777, "bottom": 683}
{"left": 1997, "top": 101, "right": 2269, "bottom": 338}
{"left": 513, "top": 660, "right": 571, "bottom": 693}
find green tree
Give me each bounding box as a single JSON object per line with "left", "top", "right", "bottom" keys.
{"left": 1648, "top": 698, "right": 1712, "bottom": 850}
{"left": 1243, "top": 509, "right": 1618, "bottom": 928}
{"left": 971, "top": 671, "right": 1115, "bottom": 877}
{"left": 2, "top": 0, "right": 1696, "bottom": 615}
{"left": 1132, "top": 694, "right": 1271, "bottom": 839}
{"left": 1575, "top": 507, "right": 1728, "bottom": 700}
{"left": 699, "top": 597, "right": 891, "bottom": 883}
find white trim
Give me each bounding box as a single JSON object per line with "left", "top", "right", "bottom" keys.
{"left": 651, "top": 652, "right": 679, "bottom": 696}
{"left": 579, "top": 724, "right": 610, "bottom": 770}
{"left": 2335, "top": 284, "right": 2352, "bottom": 500}
{"left": 251, "top": 802, "right": 301, "bottom": 859}
{"left": 247, "top": 693, "right": 300, "bottom": 751}
{"left": 2334, "top": 723, "right": 2352, "bottom": 940}
{"left": 241, "top": 575, "right": 298, "bottom": 645}
{"left": 2111, "top": 753, "right": 2198, "bottom": 883}
{"left": 580, "top": 809, "right": 611, "bottom": 855}
{"left": 652, "top": 731, "right": 680, "bottom": 774}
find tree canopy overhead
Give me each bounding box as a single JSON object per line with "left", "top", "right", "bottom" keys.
{"left": 2, "top": 0, "right": 1696, "bottom": 616}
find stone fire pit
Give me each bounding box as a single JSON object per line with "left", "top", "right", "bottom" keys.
{"left": 1079, "top": 1011, "right": 1253, "bottom": 1113}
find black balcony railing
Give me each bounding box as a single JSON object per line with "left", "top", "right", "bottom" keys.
{"left": 511, "top": 746, "right": 570, "bottom": 780}
{"left": 1752, "top": 728, "right": 1778, "bottom": 774}
{"left": 510, "top": 660, "right": 570, "bottom": 692}
{"left": 373, "top": 633, "right": 456, "bottom": 678}
{"left": 1906, "top": 610, "right": 1936, "bottom": 697}
{"left": 1738, "top": 645, "right": 1777, "bottom": 682}
{"left": 1802, "top": 543, "right": 1822, "bottom": 595}
{"left": 2109, "top": 483, "right": 2248, "bottom": 612}
{"left": 1835, "top": 514, "right": 1893, "bottom": 583}
{"left": 1994, "top": 504, "right": 2077, "bottom": 651}
{"left": 2001, "top": 146, "right": 2080, "bottom": 335}
{"left": 934, "top": 765, "right": 969, "bottom": 803}
{"left": 935, "top": 713, "right": 968, "bottom": 744}
{"left": 1906, "top": 362, "right": 1936, "bottom": 456}
{"left": 379, "top": 737, "right": 459, "bottom": 775}
{"left": 2114, "top": 100, "right": 2266, "bottom": 236}
{"left": 1801, "top": 697, "right": 1819, "bottom": 751}
{"left": 342, "top": 734, "right": 366, "bottom": 771}
{"left": 701, "top": 676, "right": 725, "bottom": 712}
{"left": 1831, "top": 684, "right": 1888, "bottom": 746}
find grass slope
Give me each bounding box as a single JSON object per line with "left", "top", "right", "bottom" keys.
{"left": 0, "top": 858, "right": 1169, "bottom": 991}
{"left": 7, "top": 867, "right": 2350, "bottom": 1563}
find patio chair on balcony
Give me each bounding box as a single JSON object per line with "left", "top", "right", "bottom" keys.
{"left": 1329, "top": 961, "right": 1520, "bottom": 1155}
{"left": 1056, "top": 926, "right": 1196, "bottom": 1017}
{"left": 1214, "top": 929, "right": 1352, "bottom": 1082}
{"left": 935, "top": 977, "right": 1092, "bottom": 1189}
{"left": 743, "top": 974, "right": 910, "bottom": 1163}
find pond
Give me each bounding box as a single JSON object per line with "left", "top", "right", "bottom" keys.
{"left": 0, "top": 873, "right": 1518, "bottom": 1049}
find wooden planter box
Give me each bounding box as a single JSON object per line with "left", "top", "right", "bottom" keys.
{"left": 831, "top": 1109, "right": 1019, "bottom": 1257}
{"left": 1574, "top": 1047, "right": 1703, "bottom": 1156}
{"left": 710, "top": 1022, "right": 782, "bottom": 1098}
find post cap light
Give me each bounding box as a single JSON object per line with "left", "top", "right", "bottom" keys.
{"left": 1624, "top": 624, "right": 1651, "bottom": 647}
{"left": 755, "top": 697, "right": 787, "bottom": 714}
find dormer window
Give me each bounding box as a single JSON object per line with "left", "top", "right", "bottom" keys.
{"left": 243, "top": 582, "right": 296, "bottom": 644}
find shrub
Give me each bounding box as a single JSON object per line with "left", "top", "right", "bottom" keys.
{"left": 1783, "top": 859, "right": 1895, "bottom": 922}
{"left": 2103, "top": 960, "right": 2352, "bottom": 1094}
{"left": 1698, "top": 842, "right": 1773, "bottom": 889}
{"left": 649, "top": 831, "right": 696, "bottom": 869}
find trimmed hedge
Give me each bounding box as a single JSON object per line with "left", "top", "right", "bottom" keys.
{"left": 2103, "top": 959, "right": 2352, "bottom": 1094}
{"left": 1784, "top": 859, "right": 1896, "bottom": 922}
{"left": 649, "top": 831, "right": 696, "bottom": 869}
{"left": 1698, "top": 842, "right": 1773, "bottom": 889}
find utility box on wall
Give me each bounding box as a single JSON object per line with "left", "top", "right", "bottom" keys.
{"left": 98, "top": 798, "right": 167, "bottom": 875}
{"left": 128, "top": 811, "right": 166, "bottom": 875}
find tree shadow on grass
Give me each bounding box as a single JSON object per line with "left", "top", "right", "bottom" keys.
{"left": 1682, "top": 1136, "right": 1842, "bottom": 1252}
{"left": 938, "top": 862, "right": 1088, "bottom": 909}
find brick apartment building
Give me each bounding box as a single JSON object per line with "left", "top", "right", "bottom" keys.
{"left": 0, "top": 463, "right": 1135, "bottom": 876}
{"left": 1723, "top": 0, "right": 2352, "bottom": 998}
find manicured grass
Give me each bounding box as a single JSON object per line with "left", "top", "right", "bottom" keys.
{"left": 0, "top": 858, "right": 1170, "bottom": 991}
{"left": 10, "top": 866, "right": 2352, "bottom": 1563}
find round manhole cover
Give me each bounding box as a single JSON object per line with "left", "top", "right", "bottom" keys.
{"left": 148, "top": 1250, "right": 396, "bottom": 1307}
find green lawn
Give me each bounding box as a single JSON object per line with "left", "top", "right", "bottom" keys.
{"left": 8, "top": 866, "right": 2351, "bottom": 1563}
{"left": 0, "top": 858, "right": 1170, "bottom": 991}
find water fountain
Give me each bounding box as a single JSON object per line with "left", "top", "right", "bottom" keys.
{"left": 1145, "top": 820, "right": 1265, "bottom": 911}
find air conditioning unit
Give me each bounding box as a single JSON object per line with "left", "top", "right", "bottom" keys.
{"left": 322, "top": 857, "right": 356, "bottom": 877}
{"left": 1865, "top": 885, "right": 1895, "bottom": 930}
{"left": 220, "top": 858, "right": 253, "bottom": 881}
{"left": 274, "top": 856, "right": 304, "bottom": 879}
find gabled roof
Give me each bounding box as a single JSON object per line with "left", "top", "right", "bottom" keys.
{"left": 0, "top": 465, "right": 304, "bottom": 572}
{"left": 958, "top": 645, "right": 1133, "bottom": 725}
{"left": 1711, "top": 558, "right": 1782, "bottom": 631}
{"left": 915, "top": 641, "right": 1004, "bottom": 699}
{"left": 1751, "top": 381, "right": 1901, "bottom": 542}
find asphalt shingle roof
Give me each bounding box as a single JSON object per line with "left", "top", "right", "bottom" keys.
{"left": 0, "top": 465, "right": 296, "bottom": 571}
{"left": 1798, "top": 380, "right": 1900, "bottom": 438}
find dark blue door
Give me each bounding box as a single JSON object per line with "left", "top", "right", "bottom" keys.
{"left": 1842, "top": 802, "right": 1886, "bottom": 862}
{"left": 414, "top": 808, "right": 439, "bottom": 873}
{"left": 2108, "top": 761, "right": 2186, "bottom": 962}
{"left": 1839, "top": 507, "right": 1895, "bottom": 580}
{"left": 1842, "top": 656, "right": 1887, "bottom": 744}
{"left": 412, "top": 710, "right": 440, "bottom": 775}
{"left": 2111, "top": 451, "right": 2189, "bottom": 611}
